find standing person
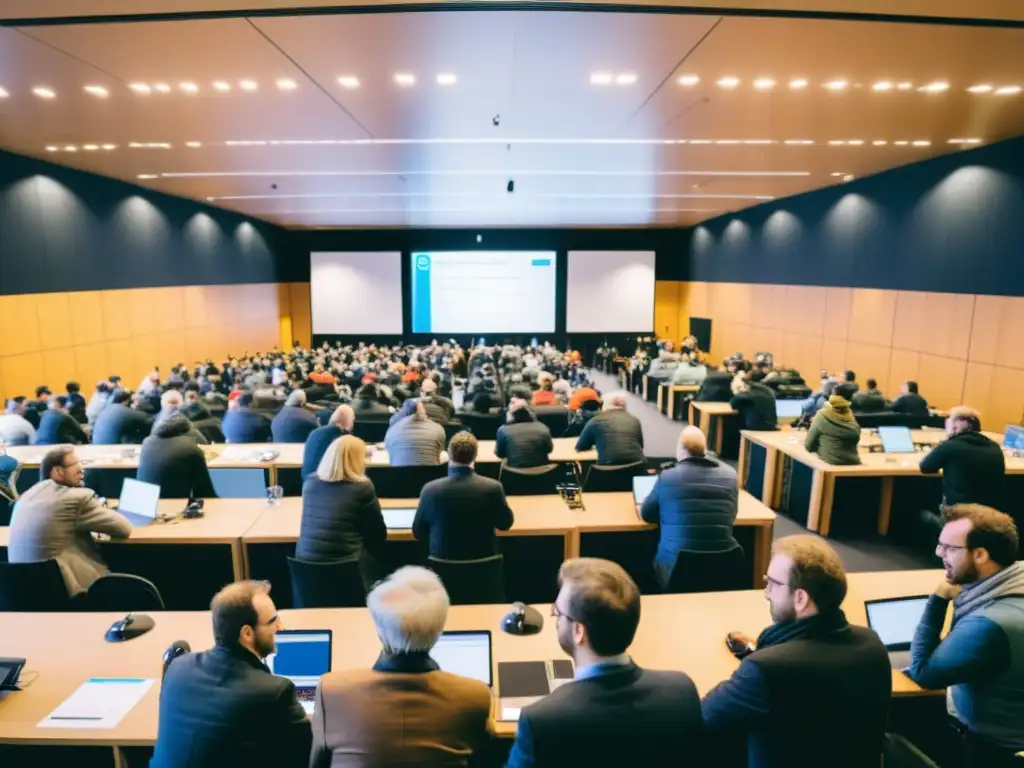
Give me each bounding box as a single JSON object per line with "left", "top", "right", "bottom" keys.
{"left": 701, "top": 535, "right": 892, "bottom": 768}
{"left": 575, "top": 393, "right": 645, "bottom": 466}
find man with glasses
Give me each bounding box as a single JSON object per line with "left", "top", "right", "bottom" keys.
{"left": 151, "top": 580, "right": 311, "bottom": 767}
{"left": 506, "top": 558, "right": 704, "bottom": 767}
{"left": 701, "top": 535, "right": 891, "bottom": 768}
{"left": 8, "top": 446, "right": 131, "bottom": 597}
{"left": 907, "top": 505, "right": 1024, "bottom": 767}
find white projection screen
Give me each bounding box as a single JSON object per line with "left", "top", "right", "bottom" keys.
{"left": 310, "top": 252, "right": 403, "bottom": 335}
{"left": 566, "top": 251, "right": 656, "bottom": 332}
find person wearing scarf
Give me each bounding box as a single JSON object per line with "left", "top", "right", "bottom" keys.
{"left": 908, "top": 505, "right": 1024, "bottom": 766}
{"left": 804, "top": 383, "right": 862, "bottom": 465}
{"left": 702, "top": 535, "right": 891, "bottom": 768}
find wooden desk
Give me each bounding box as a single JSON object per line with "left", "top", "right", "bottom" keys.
{"left": 0, "top": 569, "right": 944, "bottom": 754}
{"left": 664, "top": 384, "right": 699, "bottom": 421}
{"left": 688, "top": 401, "right": 735, "bottom": 454}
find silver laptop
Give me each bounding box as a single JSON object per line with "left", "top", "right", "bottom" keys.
{"left": 209, "top": 468, "right": 267, "bottom": 499}
{"left": 431, "top": 630, "right": 493, "bottom": 687}
{"left": 632, "top": 475, "right": 657, "bottom": 506}
{"left": 116, "top": 478, "right": 162, "bottom": 527}
{"left": 382, "top": 507, "right": 417, "bottom": 530}
{"left": 774, "top": 399, "right": 803, "bottom": 419}
{"left": 865, "top": 596, "right": 930, "bottom": 669}
{"left": 267, "top": 630, "right": 333, "bottom": 715}
{"left": 878, "top": 426, "right": 916, "bottom": 454}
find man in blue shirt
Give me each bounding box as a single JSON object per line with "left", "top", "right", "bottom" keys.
{"left": 908, "top": 504, "right": 1024, "bottom": 767}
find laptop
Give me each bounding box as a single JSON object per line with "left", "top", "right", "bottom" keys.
{"left": 431, "top": 630, "right": 493, "bottom": 687}
{"left": 382, "top": 507, "right": 417, "bottom": 530}
{"left": 1003, "top": 425, "right": 1024, "bottom": 452}
{"left": 209, "top": 468, "right": 267, "bottom": 499}
{"left": 632, "top": 475, "right": 657, "bottom": 506}
{"left": 774, "top": 399, "right": 804, "bottom": 419}
{"left": 865, "top": 596, "right": 930, "bottom": 669}
{"left": 878, "top": 426, "right": 916, "bottom": 454}
{"left": 116, "top": 478, "right": 162, "bottom": 527}
{"left": 267, "top": 630, "right": 333, "bottom": 715}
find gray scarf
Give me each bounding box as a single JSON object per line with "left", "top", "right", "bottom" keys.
{"left": 952, "top": 561, "right": 1024, "bottom": 626}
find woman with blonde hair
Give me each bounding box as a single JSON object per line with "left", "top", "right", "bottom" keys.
{"left": 297, "top": 434, "right": 387, "bottom": 588}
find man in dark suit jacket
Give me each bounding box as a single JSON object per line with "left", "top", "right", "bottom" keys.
{"left": 221, "top": 393, "right": 272, "bottom": 443}
{"left": 574, "top": 393, "right": 645, "bottom": 466}
{"left": 34, "top": 396, "right": 89, "bottom": 445}
{"left": 413, "top": 432, "right": 514, "bottom": 559}
{"left": 507, "top": 558, "right": 705, "bottom": 767}
{"left": 301, "top": 405, "right": 354, "bottom": 481}
{"left": 137, "top": 415, "right": 216, "bottom": 499}
{"left": 151, "top": 580, "right": 311, "bottom": 767}
{"left": 91, "top": 390, "right": 153, "bottom": 444}
{"left": 701, "top": 535, "right": 892, "bottom": 768}
{"left": 270, "top": 390, "right": 319, "bottom": 443}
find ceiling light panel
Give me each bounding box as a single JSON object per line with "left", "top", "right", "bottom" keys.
{"left": 752, "top": 78, "right": 775, "bottom": 90}
{"left": 0, "top": 86, "right": 7, "bottom": 98}
{"left": 33, "top": 87, "right": 56, "bottom": 99}
{"left": 918, "top": 81, "right": 949, "bottom": 93}
{"left": 239, "top": 80, "right": 258, "bottom": 91}
{"left": 967, "top": 84, "right": 993, "bottom": 93}
{"left": 84, "top": 85, "right": 108, "bottom": 98}
{"left": 154, "top": 83, "right": 171, "bottom": 93}
{"left": 995, "top": 85, "right": 1021, "bottom": 95}
{"left": 394, "top": 73, "right": 416, "bottom": 86}
{"left": 824, "top": 79, "right": 848, "bottom": 91}
{"left": 213, "top": 81, "right": 232, "bottom": 92}
{"left": 179, "top": 82, "right": 199, "bottom": 94}
{"left": 716, "top": 76, "right": 740, "bottom": 88}
{"left": 788, "top": 78, "right": 808, "bottom": 89}
{"left": 276, "top": 78, "right": 298, "bottom": 91}
{"left": 677, "top": 74, "right": 699, "bottom": 86}
{"left": 436, "top": 73, "right": 457, "bottom": 86}
{"left": 337, "top": 76, "right": 360, "bottom": 89}
{"left": 128, "top": 82, "right": 151, "bottom": 94}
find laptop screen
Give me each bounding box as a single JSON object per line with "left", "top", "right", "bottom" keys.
{"left": 119, "top": 478, "right": 161, "bottom": 519}
{"left": 209, "top": 468, "right": 267, "bottom": 499}
{"left": 382, "top": 507, "right": 417, "bottom": 530}
{"left": 268, "top": 630, "right": 333, "bottom": 681}
{"left": 431, "top": 631, "right": 493, "bottom": 687}
{"left": 632, "top": 475, "right": 657, "bottom": 506}
{"left": 774, "top": 399, "right": 803, "bottom": 419}
{"left": 865, "top": 597, "right": 930, "bottom": 650}
{"left": 878, "top": 426, "right": 915, "bottom": 454}
{"left": 1003, "top": 425, "right": 1024, "bottom": 451}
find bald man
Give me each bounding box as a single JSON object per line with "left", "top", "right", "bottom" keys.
{"left": 640, "top": 426, "right": 740, "bottom": 589}
{"left": 302, "top": 405, "right": 355, "bottom": 481}
{"left": 575, "top": 391, "right": 645, "bottom": 466}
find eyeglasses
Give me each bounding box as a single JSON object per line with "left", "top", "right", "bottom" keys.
{"left": 936, "top": 542, "right": 970, "bottom": 555}
{"left": 550, "top": 603, "right": 580, "bottom": 623}
{"left": 763, "top": 574, "right": 788, "bottom": 590}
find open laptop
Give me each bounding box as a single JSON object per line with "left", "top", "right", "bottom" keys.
{"left": 267, "top": 630, "right": 333, "bottom": 715}
{"left": 878, "top": 426, "right": 916, "bottom": 454}
{"left": 209, "top": 468, "right": 267, "bottom": 499}
{"left": 774, "top": 399, "right": 804, "bottom": 419}
{"left": 865, "top": 596, "right": 930, "bottom": 669}
{"left": 431, "top": 630, "right": 493, "bottom": 687}
{"left": 382, "top": 507, "right": 417, "bottom": 530}
{"left": 1003, "top": 425, "right": 1024, "bottom": 452}
{"left": 632, "top": 475, "right": 657, "bottom": 506}
{"left": 116, "top": 478, "right": 162, "bottom": 527}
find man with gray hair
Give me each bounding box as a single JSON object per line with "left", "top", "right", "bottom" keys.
{"left": 575, "top": 391, "right": 645, "bottom": 466}
{"left": 310, "top": 566, "right": 493, "bottom": 766}
{"left": 640, "top": 426, "right": 740, "bottom": 588}
{"left": 153, "top": 389, "right": 185, "bottom": 432}
{"left": 301, "top": 404, "right": 355, "bottom": 481}
{"left": 270, "top": 388, "right": 318, "bottom": 443}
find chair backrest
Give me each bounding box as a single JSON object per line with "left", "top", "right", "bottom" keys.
{"left": 499, "top": 463, "right": 566, "bottom": 496}
{"left": 83, "top": 573, "right": 165, "bottom": 612}
{"left": 353, "top": 419, "right": 390, "bottom": 444}
{"left": 0, "top": 559, "right": 74, "bottom": 611}
{"left": 444, "top": 422, "right": 469, "bottom": 441}
{"left": 287, "top": 555, "right": 366, "bottom": 608}
{"left": 532, "top": 407, "right": 569, "bottom": 437}
{"left": 664, "top": 546, "right": 748, "bottom": 594}
{"left": 366, "top": 463, "right": 447, "bottom": 498}
{"left": 428, "top": 554, "right": 505, "bottom": 606}
{"left": 458, "top": 411, "right": 504, "bottom": 441}
{"left": 582, "top": 461, "right": 649, "bottom": 493}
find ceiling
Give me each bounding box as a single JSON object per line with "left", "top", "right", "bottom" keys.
{"left": 0, "top": 7, "right": 1022, "bottom": 228}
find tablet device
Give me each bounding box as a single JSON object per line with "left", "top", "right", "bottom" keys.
{"left": 878, "top": 426, "right": 915, "bottom": 454}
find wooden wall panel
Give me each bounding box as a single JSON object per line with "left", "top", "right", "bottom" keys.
{"left": 34, "top": 293, "right": 73, "bottom": 351}
{"left": 968, "top": 296, "right": 1024, "bottom": 370}
{"left": 963, "top": 364, "right": 1024, "bottom": 430}
{"left": 893, "top": 292, "right": 974, "bottom": 360}
{"left": 848, "top": 289, "right": 897, "bottom": 347}
{"left": 918, "top": 354, "right": 967, "bottom": 410}
{"left": 823, "top": 288, "right": 853, "bottom": 340}
{"left": 68, "top": 292, "right": 107, "bottom": 346}
{"left": 100, "top": 290, "right": 133, "bottom": 340}
{"left": 288, "top": 282, "right": 312, "bottom": 348}
{"left": 0, "top": 353, "right": 45, "bottom": 400}
{"left": 0, "top": 294, "right": 42, "bottom": 356}
{"left": 653, "top": 281, "right": 680, "bottom": 339}
{"left": 74, "top": 342, "right": 110, "bottom": 390}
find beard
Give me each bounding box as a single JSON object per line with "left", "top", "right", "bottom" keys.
{"left": 770, "top": 598, "right": 798, "bottom": 624}
{"left": 949, "top": 559, "right": 980, "bottom": 585}
{"left": 253, "top": 632, "right": 276, "bottom": 659}
{"left": 556, "top": 621, "right": 575, "bottom": 660}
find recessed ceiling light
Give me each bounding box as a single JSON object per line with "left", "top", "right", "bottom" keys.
{"left": 83, "top": 144, "right": 99, "bottom": 151}
{"left": 830, "top": 172, "right": 845, "bottom": 177}
{"left": 239, "top": 80, "right": 258, "bottom": 91}
{"left": 276, "top": 78, "right": 297, "bottom": 91}
{"left": 894, "top": 140, "right": 909, "bottom": 146}
{"left": 84, "top": 85, "right": 109, "bottom": 98}
{"left": 337, "top": 76, "right": 360, "bottom": 89}
{"left": 45, "top": 145, "right": 58, "bottom": 152}
{"left": 784, "top": 139, "right": 814, "bottom": 145}
{"left": 948, "top": 138, "right": 982, "bottom": 145}
{"left": 872, "top": 140, "right": 887, "bottom": 146}
{"left": 394, "top": 73, "right": 416, "bottom": 87}
{"left": 912, "top": 140, "right": 931, "bottom": 146}
{"left": 847, "top": 139, "right": 864, "bottom": 146}
{"left": 716, "top": 76, "right": 740, "bottom": 88}
{"left": 0, "top": 86, "right": 8, "bottom": 98}
{"left": 967, "top": 84, "right": 993, "bottom": 94}
{"left": 897, "top": 82, "right": 913, "bottom": 90}
{"left": 179, "top": 82, "right": 199, "bottom": 93}
{"left": 752, "top": 78, "right": 776, "bottom": 91}
{"left": 154, "top": 83, "right": 171, "bottom": 93}
{"left": 137, "top": 174, "right": 159, "bottom": 180}
{"left": 615, "top": 73, "right": 637, "bottom": 86}
{"left": 213, "top": 81, "right": 232, "bottom": 92}
{"left": 828, "top": 140, "right": 845, "bottom": 146}
{"left": 33, "top": 87, "right": 56, "bottom": 99}
{"left": 872, "top": 81, "right": 893, "bottom": 91}
{"left": 995, "top": 85, "right": 1022, "bottom": 95}
{"left": 688, "top": 139, "right": 712, "bottom": 144}
{"left": 185, "top": 141, "right": 202, "bottom": 148}
{"left": 129, "top": 82, "right": 152, "bottom": 94}
{"left": 918, "top": 81, "right": 949, "bottom": 93}
{"left": 63, "top": 145, "right": 77, "bottom": 152}
{"left": 789, "top": 78, "right": 808, "bottom": 89}
{"left": 843, "top": 174, "right": 855, "bottom": 182}
{"left": 677, "top": 74, "right": 700, "bottom": 86}
{"left": 824, "top": 79, "right": 848, "bottom": 91}
{"left": 101, "top": 143, "right": 116, "bottom": 150}
{"left": 590, "top": 72, "right": 613, "bottom": 86}
{"left": 743, "top": 139, "right": 774, "bottom": 145}
{"left": 436, "top": 73, "right": 457, "bottom": 86}
{"left": 715, "top": 139, "right": 741, "bottom": 145}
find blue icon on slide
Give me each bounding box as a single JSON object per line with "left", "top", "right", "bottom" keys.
{"left": 416, "top": 255, "right": 430, "bottom": 270}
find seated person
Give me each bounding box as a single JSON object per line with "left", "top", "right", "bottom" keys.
{"left": 531, "top": 376, "right": 558, "bottom": 406}
{"left": 672, "top": 357, "right": 707, "bottom": 386}
{"left": 311, "top": 567, "right": 492, "bottom": 766}
{"left": 302, "top": 405, "right": 354, "bottom": 481}
{"left": 137, "top": 414, "right": 216, "bottom": 498}
{"left": 65, "top": 380, "right": 88, "bottom": 424}
{"left": 495, "top": 399, "right": 554, "bottom": 468}
{"left": 91, "top": 389, "right": 153, "bottom": 444}
{"left": 413, "top": 432, "right": 514, "bottom": 559}
{"left": 891, "top": 380, "right": 929, "bottom": 415}
{"left": 270, "top": 390, "right": 319, "bottom": 443}
{"left": 384, "top": 402, "right": 446, "bottom": 466}
{"left": 151, "top": 581, "right": 311, "bottom": 767}
{"left": 801, "top": 375, "right": 837, "bottom": 418}
{"left": 841, "top": 369, "right": 859, "bottom": 394}
{"left": 24, "top": 385, "right": 51, "bottom": 429}
{"left": 646, "top": 351, "right": 679, "bottom": 382}
{"left": 575, "top": 393, "right": 645, "bottom": 466}
{"left": 694, "top": 363, "right": 734, "bottom": 402}
{"left": 851, "top": 378, "right": 888, "bottom": 412}
{"left": 0, "top": 397, "right": 37, "bottom": 446}
{"left": 920, "top": 406, "right": 1004, "bottom": 510}
{"left": 297, "top": 434, "right": 385, "bottom": 589}
{"left": 640, "top": 426, "right": 739, "bottom": 589}
{"left": 8, "top": 447, "right": 132, "bottom": 597}
{"left": 804, "top": 383, "right": 862, "bottom": 466}
{"left": 85, "top": 380, "right": 112, "bottom": 425}
{"left": 568, "top": 379, "right": 600, "bottom": 411}
{"left": 33, "top": 396, "right": 89, "bottom": 445}
{"left": 729, "top": 373, "right": 777, "bottom": 431}
{"left": 221, "top": 393, "right": 272, "bottom": 443}
{"left": 419, "top": 377, "right": 454, "bottom": 423}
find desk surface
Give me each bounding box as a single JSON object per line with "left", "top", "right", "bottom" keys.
{"left": 0, "top": 569, "right": 944, "bottom": 746}
{"left": 690, "top": 401, "right": 737, "bottom": 416}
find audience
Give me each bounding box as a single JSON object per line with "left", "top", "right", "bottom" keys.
{"left": 301, "top": 404, "right": 354, "bottom": 482}
{"left": 908, "top": 505, "right": 1024, "bottom": 767}
{"left": 221, "top": 393, "right": 272, "bottom": 443}
{"left": 702, "top": 535, "right": 892, "bottom": 767}
{"left": 23, "top": 385, "right": 51, "bottom": 429}
{"left": 694, "top": 362, "right": 735, "bottom": 402}
{"left": 672, "top": 356, "right": 708, "bottom": 386}
{"left": 892, "top": 380, "right": 929, "bottom": 415}
{"left": 136, "top": 414, "right": 216, "bottom": 499}
{"left": 495, "top": 399, "right": 554, "bottom": 469}
{"left": 531, "top": 375, "right": 558, "bottom": 406}
{"left": 0, "top": 397, "right": 36, "bottom": 446}
{"left": 507, "top": 558, "right": 704, "bottom": 766}
{"left": 270, "top": 389, "right": 319, "bottom": 443}
{"left": 729, "top": 372, "right": 778, "bottom": 431}
{"left": 353, "top": 383, "right": 393, "bottom": 417}
{"left": 575, "top": 392, "right": 645, "bottom": 466}
{"left": 297, "top": 435, "right": 386, "bottom": 590}
{"left": 310, "top": 567, "right": 492, "bottom": 766}
{"left": 85, "top": 380, "right": 112, "bottom": 425}
{"left": 851, "top": 377, "right": 888, "bottom": 412}
{"left": 33, "top": 396, "right": 89, "bottom": 445}
{"left": 413, "top": 432, "right": 514, "bottom": 559}
{"left": 567, "top": 378, "right": 600, "bottom": 411}
{"left": 65, "top": 380, "right": 88, "bottom": 424}
{"left": 153, "top": 389, "right": 186, "bottom": 432}
{"left": 151, "top": 581, "right": 312, "bottom": 766}
{"left": 640, "top": 426, "right": 739, "bottom": 589}
{"left": 419, "top": 377, "right": 455, "bottom": 422}
{"left": 384, "top": 402, "right": 446, "bottom": 466}
{"left": 91, "top": 389, "right": 153, "bottom": 445}
{"left": 7, "top": 446, "right": 132, "bottom": 597}
{"left": 804, "top": 382, "right": 862, "bottom": 465}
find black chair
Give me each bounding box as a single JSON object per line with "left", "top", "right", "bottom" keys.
{"left": 0, "top": 559, "right": 75, "bottom": 611}
{"left": 353, "top": 418, "right": 390, "bottom": 444}
{"left": 459, "top": 411, "right": 504, "bottom": 441}
{"left": 499, "top": 463, "right": 569, "bottom": 496}
{"left": 444, "top": 422, "right": 469, "bottom": 441}
{"left": 192, "top": 418, "right": 226, "bottom": 444}
{"left": 663, "top": 546, "right": 749, "bottom": 594}
{"left": 367, "top": 464, "right": 447, "bottom": 498}
{"left": 287, "top": 555, "right": 366, "bottom": 608}
{"left": 428, "top": 554, "right": 505, "bottom": 605}
{"left": 532, "top": 406, "right": 569, "bottom": 437}
{"left": 83, "top": 573, "right": 165, "bottom": 612}
{"left": 582, "top": 461, "right": 650, "bottom": 493}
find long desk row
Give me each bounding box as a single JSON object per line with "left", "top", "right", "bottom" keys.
{"left": 0, "top": 568, "right": 945, "bottom": 753}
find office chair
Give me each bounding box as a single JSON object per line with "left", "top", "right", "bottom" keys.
{"left": 582, "top": 461, "right": 649, "bottom": 493}
{"left": 366, "top": 464, "right": 447, "bottom": 498}
{"left": 428, "top": 554, "right": 505, "bottom": 605}
{"left": 287, "top": 555, "right": 366, "bottom": 608}
{"left": 499, "top": 463, "right": 566, "bottom": 496}
{"left": 83, "top": 573, "right": 165, "bottom": 612}
{"left": 0, "top": 559, "right": 75, "bottom": 612}
{"left": 662, "top": 546, "right": 748, "bottom": 594}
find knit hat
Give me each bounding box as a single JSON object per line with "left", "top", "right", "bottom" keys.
{"left": 823, "top": 394, "right": 855, "bottom": 422}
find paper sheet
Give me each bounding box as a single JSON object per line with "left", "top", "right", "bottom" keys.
{"left": 39, "top": 678, "right": 155, "bottom": 729}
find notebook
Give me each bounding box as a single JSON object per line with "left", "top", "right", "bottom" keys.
{"left": 267, "top": 630, "right": 332, "bottom": 715}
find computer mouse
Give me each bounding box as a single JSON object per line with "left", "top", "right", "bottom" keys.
{"left": 501, "top": 602, "right": 544, "bottom": 636}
